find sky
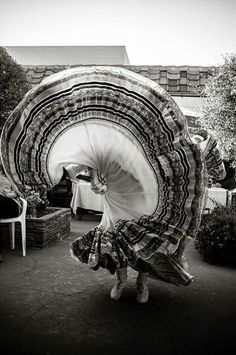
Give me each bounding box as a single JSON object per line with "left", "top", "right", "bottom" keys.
{"left": 0, "top": 0, "right": 235, "bottom": 66}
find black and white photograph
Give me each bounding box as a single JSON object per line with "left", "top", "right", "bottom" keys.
{"left": 0, "top": 1, "right": 235, "bottom": 354}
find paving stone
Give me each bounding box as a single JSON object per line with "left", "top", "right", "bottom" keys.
{"left": 0, "top": 218, "right": 234, "bottom": 355}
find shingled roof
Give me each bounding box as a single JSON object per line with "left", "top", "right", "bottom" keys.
{"left": 23, "top": 64, "right": 212, "bottom": 97}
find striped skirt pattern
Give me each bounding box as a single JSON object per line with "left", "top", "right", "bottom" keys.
{"left": 1, "top": 66, "right": 210, "bottom": 285}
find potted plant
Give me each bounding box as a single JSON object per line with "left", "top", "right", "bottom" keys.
{"left": 23, "top": 185, "right": 49, "bottom": 218}
{"left": 1, "top": 185, "right": 72, "bottom": 249}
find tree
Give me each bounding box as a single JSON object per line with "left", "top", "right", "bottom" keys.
{"left": 197, "top": 53, "right": 236, "bottom": 167}
{"left": 0, "top": 47, "right": 31, "bottom": 133}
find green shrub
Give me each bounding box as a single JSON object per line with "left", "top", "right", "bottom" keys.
{"left": 195, "top": 204, "right": 236, "bottom": 264}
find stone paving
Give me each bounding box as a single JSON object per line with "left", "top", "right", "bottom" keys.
{"left": 0, "top": 216, "right": 235, "bottom": 355}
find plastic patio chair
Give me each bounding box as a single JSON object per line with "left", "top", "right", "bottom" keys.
{"left": 0, "top": 198, "right": 27, "bottom": 256}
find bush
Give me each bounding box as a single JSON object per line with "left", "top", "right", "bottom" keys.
{"left": 0, "top": 47, "right": 31, "bottom": 133}
{"left": 197, "top": 53, "right": 236, "bottom": 167}
{"left": 195, "top": 204, "right": 236, "bottom": 264}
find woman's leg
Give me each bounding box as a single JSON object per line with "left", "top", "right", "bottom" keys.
{"left": 110, "top": 266, "right": 128, "bottom": 301}
{"left": 172, "top": 235, "right": 192, "bottom": 269}
{"left": 136, "top": 272, "right": 149, "bottom": 303}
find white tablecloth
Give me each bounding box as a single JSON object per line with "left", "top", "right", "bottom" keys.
{"left": 70, "top": 181, "right": 104, "bottom": 214}
{"left": 70, "top": 184, "right": 230, "bottom": 214}
{"left": 206, "top": 187, "right": 231, "bottom": 210}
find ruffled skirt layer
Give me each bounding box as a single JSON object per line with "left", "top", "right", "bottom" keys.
{"left": 1, "top": 66, "right": 211, "bottom": 286}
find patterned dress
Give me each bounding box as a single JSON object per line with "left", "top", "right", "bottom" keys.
{"left": 0, "top": 66, "right": 225, "bottom": 285}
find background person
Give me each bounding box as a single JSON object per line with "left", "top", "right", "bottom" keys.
{"left": 0, "top": 161, "right": 22, "bottom": 262}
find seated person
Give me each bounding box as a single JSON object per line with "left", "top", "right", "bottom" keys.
{"left": 220, "top": 161, "right": 236, "bottom": 190}
{"left": 0, "top": 162, "right": 22, "bottom": 263}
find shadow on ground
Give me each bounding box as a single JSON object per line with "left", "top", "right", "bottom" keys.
{"left": 0, "top": 217, "right": 235, "bottom": 355}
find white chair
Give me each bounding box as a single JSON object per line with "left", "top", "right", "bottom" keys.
{"left": 0, "top": 198, "right": 27, "bottom": 256}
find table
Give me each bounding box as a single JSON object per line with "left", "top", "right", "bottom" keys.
{"left": 70, "top": 184, "right": 231, "bottom": 215}
{"left": 205, "top": 187, "right": 231, "bottom": 211}
{"left": 70, "top": 181, "right": 104, "bottom": 214}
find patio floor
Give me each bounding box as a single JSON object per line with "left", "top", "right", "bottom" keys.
{"left": 0, "top": 215, "right": 235, "bottom": 355}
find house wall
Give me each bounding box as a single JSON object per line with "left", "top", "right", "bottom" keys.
{"left": 5, "top": 46, "right": 130, "bottom": 65}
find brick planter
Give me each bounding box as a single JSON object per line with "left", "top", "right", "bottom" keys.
{"left": 1, "top": 207, "right": 71, "bottom": 248}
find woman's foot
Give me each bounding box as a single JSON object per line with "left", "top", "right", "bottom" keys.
{"left": 136, "top": 272, "right": 149, "bottom": 304}
{"left": 110, "top": 267, "right": 128, "bottom": 301}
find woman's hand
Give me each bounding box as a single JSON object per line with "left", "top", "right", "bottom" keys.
{"left": 3, "top": 188, "right": 17, "bottom": 198}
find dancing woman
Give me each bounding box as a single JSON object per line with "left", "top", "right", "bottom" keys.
{"left": 0, "top": 66, "right": 225, "bottom": 302}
